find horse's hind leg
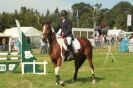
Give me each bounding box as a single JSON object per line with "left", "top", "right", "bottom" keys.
{"left": 73, "top": 55, "right": 86, "bottom": 81}
{"left": 86, "top": 51, "right": 96, "bottom": 84}
{"left": 89, "top": 59, "right": 96, "bottom": 84}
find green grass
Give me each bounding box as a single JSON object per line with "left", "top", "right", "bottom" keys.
{"left": 0, "top": 48, "right": 133, "bottom": 88}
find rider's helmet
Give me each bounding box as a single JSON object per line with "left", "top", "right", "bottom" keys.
{"left": 61, "top": 10, "right": 67, "bottom": 17}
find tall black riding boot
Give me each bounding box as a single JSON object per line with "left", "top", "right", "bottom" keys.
{"left": 67, "top": 44, "right": 74, "bottom": 60}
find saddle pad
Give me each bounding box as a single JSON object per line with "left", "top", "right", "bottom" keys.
{"left": 56, "top": 38, "right": 80, "bottom": 52}
{"left": 72, "top": 38, "right": 80, "bottom": 51}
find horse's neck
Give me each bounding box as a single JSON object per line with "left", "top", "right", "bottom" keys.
{"left": 48, "top": 32, "right": 57, "bottom": 47}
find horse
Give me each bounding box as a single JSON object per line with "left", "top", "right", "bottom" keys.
{"left": 42, "top": 22, "right": 96, "bottom": 86}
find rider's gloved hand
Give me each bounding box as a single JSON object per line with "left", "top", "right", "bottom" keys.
{"left": 60, "top": 32, "right": 65, "bottom": 38}
{"left": 57, "top": 28, "right": 61, "bottom": 35}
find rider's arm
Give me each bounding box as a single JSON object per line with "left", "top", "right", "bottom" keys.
{"left": 63, "top": 20, "right": 72, "bottom": 37}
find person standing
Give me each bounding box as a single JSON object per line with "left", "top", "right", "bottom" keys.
{"left": 9, "top": 38, "right": 15, "bottom": 52}
{"left": 40, "top": 40, "right": 48, "bottom": 54}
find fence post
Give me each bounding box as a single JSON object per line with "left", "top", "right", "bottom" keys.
{"left": 44, "top": 61, "right": 46, "bottom": 74}
{"left": 33, "top": 60, "right": 35, "bottom": 74}
{"left": 22, "top": 63, "right": 24, "bottom": 74}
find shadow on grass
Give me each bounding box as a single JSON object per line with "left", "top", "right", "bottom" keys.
{"left": 65, "top": 76, "right": 105, "bottom": 84}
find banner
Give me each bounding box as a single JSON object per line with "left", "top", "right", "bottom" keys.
{"left": 127, "top": 14, "right": 132, "bottom": 26}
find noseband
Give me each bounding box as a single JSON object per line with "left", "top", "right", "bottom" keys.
{"left": 42, "top": 28, "right": 54, "bottom": 43}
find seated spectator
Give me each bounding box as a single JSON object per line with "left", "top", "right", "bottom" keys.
{"left": 1, "top": 38, "right": 7, "bottom": 51}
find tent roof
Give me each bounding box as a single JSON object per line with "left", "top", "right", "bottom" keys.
{"left": 72, "top": 28, "right": 94, "bottom": 32}
{"left": 0, "top": 33, "right": 10, "bottom": 37}
{"left": 107, "top": 29, "right": 125, "bottom": 36}
{"left": 4, "top": 27, "right": 42, "bottom": 37}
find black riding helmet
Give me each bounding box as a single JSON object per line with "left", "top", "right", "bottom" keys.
{"left": 61, "top": 10, "right": 67, "bottom": 17}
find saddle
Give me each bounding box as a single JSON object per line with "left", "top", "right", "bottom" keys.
{"left": 56, "top": 37, "right": 80, "bottom": 53}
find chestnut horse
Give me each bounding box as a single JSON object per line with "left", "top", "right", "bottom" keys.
{"left": 42, "top": 22, "right": 96, "bottom": 85}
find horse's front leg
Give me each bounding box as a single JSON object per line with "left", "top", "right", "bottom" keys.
{"left": 53, "top": 58, "right": 64, "bottom": 86}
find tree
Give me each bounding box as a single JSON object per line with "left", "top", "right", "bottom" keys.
{"left": 52, "top": 8, "right": 60, "bottom": 27}
{"left": 99, "top": 8, "right": 109, "bottom": 28}
{"left": 1, "top": 1, "right": 133, "bottom": 32}
{"left": 110, "top": 1, "right": 132, "bottom": 30}
{"left": 71, "top": 2, "right": 93, "bottom": 27}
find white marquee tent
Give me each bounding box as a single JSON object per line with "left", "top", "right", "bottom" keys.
{"left": 107, "top": 29, "right": 125, "bottom": 36}
{"left": 0, "top": 33, "right": 10, "bottom": 37}
{"left": 4, "top": 27, "right": 42, "bottom": 48}
{"left": 4, "top": 27, "right": 42, "bottom": 37}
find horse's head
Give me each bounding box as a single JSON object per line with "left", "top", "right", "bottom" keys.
{"left": 42, "top": 22, "right": 52, "bottom": 43}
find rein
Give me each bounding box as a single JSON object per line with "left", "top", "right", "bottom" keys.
{"left": 45, "top": 28, "right": 56, "bottom": 43}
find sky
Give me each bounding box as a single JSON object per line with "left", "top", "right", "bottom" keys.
{"left": 0, "top": 0, "right": 133, "bottom": 14}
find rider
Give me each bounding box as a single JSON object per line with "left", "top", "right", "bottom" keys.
{"left": 55, "top": 10, "right": 74, "bottom": 60}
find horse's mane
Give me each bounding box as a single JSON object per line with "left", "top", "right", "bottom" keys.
{"left": 42, "top": 21, "right": 51, "bottom": 27}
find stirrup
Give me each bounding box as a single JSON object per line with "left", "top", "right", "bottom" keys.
{"left": 64, "top": 54, "right": 74, "bottom": 61}
{"left": 68, "top": 53, "right": 74, "bottom": 58}
{"left": 67, "top": 53, "right": 74, "bottom": 60}
{"left": 67, "top": 57, "right": 74, "bottom": 61}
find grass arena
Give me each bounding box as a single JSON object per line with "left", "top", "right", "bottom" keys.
{"left": 0, "top": 47, "right": 133, "bottom": 88}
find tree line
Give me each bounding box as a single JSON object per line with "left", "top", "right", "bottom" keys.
{"left": 0, "top": 1, "right": 133, "bottom": 32}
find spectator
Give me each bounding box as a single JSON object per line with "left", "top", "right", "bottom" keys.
{"left": 94, "top": 35, "right": 99, "bottom": 48}
{"left": 1, "top": 38, "right": 7, "bottom": 51}
{"left": 106, "top": 36, "right": 111, "bottom": 45}
{"left": 129, "top": 35, "right": 133, "bottom": 52}
{"left": 40, "top": 40, "right": 48, "bottom": 54}
{"left": 129, "top": 35, "right": 133, "bottom": 45}
{"left": 15, "top": 39, "right": 21, "bottom": 53}
{"left": 111, "top": 35, "right": 115, "bottom": 45}
{"left": 26, "top": 37, "right": 30, "bottom": 44}
{"left": 100, "top": 34, "right": 105, "bottom": 48}
{"left": 124, "top": 35, "right": 129, "bottom": 52}
{"left": 120, "top": 35, "right": 129, "bottom": 52}
{"left": 9, "top": 38, "right": 15, "bottom": 52}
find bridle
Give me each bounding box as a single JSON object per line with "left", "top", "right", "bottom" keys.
{"left": 42, "top": 24, "right": 54, "bottom": 43}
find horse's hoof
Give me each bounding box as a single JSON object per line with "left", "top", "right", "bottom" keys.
{"left": 61, "top": 83, "right": 64, "bottom": 86}
{"left": 56, "top": 82, "right": 59, "bottom": 85}
{"left": 92, "top": 79, "right": 96, "bottom": 85}
{"left": 70, "top": 79, "right": 76, "bottom": 83}
{"left": 56, "top": 81, "right": 64, "bottom": 86}
{"left": 59, "top": 80, "right": 64, "bottom": 86}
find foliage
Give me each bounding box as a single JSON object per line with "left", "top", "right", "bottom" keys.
{"left": 110, "top": 1, "right": 132, "bottom": 30}
{"left": 0, "top": 1, "right": 133, "bottom": 32}
{"left": 71, "top": 2, "right": 93, "bottom": 27}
